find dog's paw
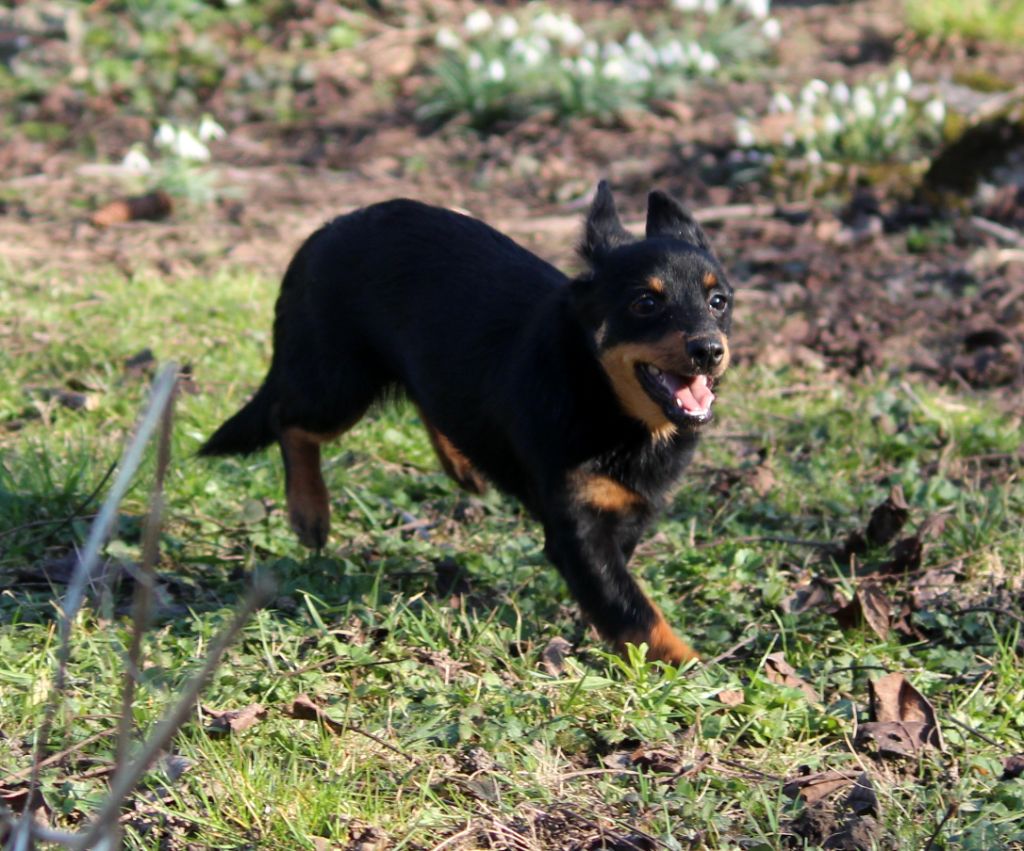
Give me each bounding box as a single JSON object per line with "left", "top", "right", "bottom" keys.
{"left": 289, "top": 509, "right": 329, "bottom": 550}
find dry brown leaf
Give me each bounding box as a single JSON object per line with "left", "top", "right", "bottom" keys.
{"left": 716, "top": 689, "right": 745, "bottom": 707}
{"left": 764, "top": 652, "right": 820, "bottom": 704}
{"left": 781, "top": 576, "right": 836, "bottom": 614}
{"left": 288, "top": 693, "right": 345, "bottom": 734}
{"left": 90, "top": 190, "right": 172, "bottom": 227}
{"left": 910, "top": 564, "right": 962, "bottom": 610}
{"left": 845, "top": 772, "right": 879, "bottom": 816}
{"left": 203, "top": 703, "right": 267, "bottom": 736}
{"left": 748, "top": 462, "right": 776, "bottom": 496}
{"left": 540, "top": 636, "right": 573, "bottom": 676}
{"left": 1001, "top": 753, "right": 1024, "bottom": 780}
{"left": 0, "top": 783, "right": 52, "bottom": 830}
{"left": 783, "top": 769, "right": 862, "bottom": 805}
{"left": 833, "top": 581, "right": 892, "bottom": 639}
{"left": 855, "top": 672, "right": 944, "bottom": 757}
{"left": 630, "top": 745, "right": 684, "bottom": 774}
{"left": 865, "top": 485, "right": 910, "bottom": 548}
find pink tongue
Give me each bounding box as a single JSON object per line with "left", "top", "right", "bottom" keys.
{"left": 675, "top": 374, "right": 714, "bottom": 415}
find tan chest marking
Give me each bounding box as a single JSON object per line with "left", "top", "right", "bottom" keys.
{"left": 573, "top": 473, "right": 646, "bottom": 512}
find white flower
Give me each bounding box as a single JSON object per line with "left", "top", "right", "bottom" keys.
{"left": 625, "top": 31, "right": 648, "bottom": 52}
{"left": 602, "top": 41, "right": 625, "bottom": 60}
{"left": 893, "top": 69, "right": 912, "bottom": 94}
{"left": 659, "top": 41, "right": 686, "bottom": 67}
{"left": 464, "top": 9, "right": 493, "bottom": 35}
{"left": 735, "top": 119, "right": 756, "bottom": 147}
{"left": 887, "top": 96, "right": 907, "bottom": 119}
{"left": 487, "top": 58, "right": 506, "bottom": 82}
{"left": 874, "top": 80, "right": 889, "bottom": 99}
{"left": 830, "top": 81, "right": 850, "bottom": 105}
{"left": 496, "top": 15, "right": 518, "bottom": 40}
{"left": 743, "top": 0, "right": 771, "bottom": 19}
{"left": 557, "top": 16, "right": 585, "bottom": 47}
{"left": 782, "top": 131, "right": 795, "bottom": 146}
{"left": 672, "top": 0, "right": 701, "bottom": 10}
{"left": 576, "top": 57, "right": 595, "bottom": 77}
{"left": 697, "top": 51, "right": 719, "bottom": 74}
{"left": 198, "top": 115, "right": 226, "bottom": 142}
{"left": 771, "top": 91, "right": 794, "bottom": 113}
{"left": 800, "top": 84, "right": 818, "bottom": 107}
{"left": 852, "top": 86, "right": 874, "bottom": 119}
{"left": 924, "top": 98, "right": 946, "bottom": 124}
{"left": 822, "top": 112, "right": 843, "bottom": 134}
{"left": 121, "top": 145, "right": 152, "bottom": 174}
{"left": 511, "top": 40, "right": 544, "bottom": 67}
{"left": 173, "top": 128, "right": 210, "bottom": 162}
{"left": 702, "top": 0, "right": 719, "bottom": 13}
{"left": 466, "top": 51, "right": 484, "bottom": 73}
{"left": 435, "top": 27, "right": 461, "bottom": 50}
{"left": 582, "top": 39, "right": 600, "bottom": 59}
{"left": 809, "top": 78, "right": 829, "bottom": 96}
{"left": 154, "top": 123, "right": 177, "bottom": 148}
{"left": 602, "top": 57, "right": 625, "bottom": 79}
{"left": 805, "top": 149, "right": 822, "bottom": 164}
{"left": 762, "top": 18, "right": 781, "bottom": 41}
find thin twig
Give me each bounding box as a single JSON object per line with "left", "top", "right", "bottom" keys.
{"left": 946, "top": 715, "right": 1002, "bottom": 749}
{"left": 14, "top": 364, "right": 179, "bottom": 851}
{"left": 72, "top": 574, "right": 274, "bottom": 850}
{"left": 0, "top": 458, "right": 115, "bottom": 541}
{"left": 0, "top": 728, "right": 119, "bottom": 785}
{"left": 116, "top": 378, "right": 177, "bottom": 772}
{"left": 923, "top": 800, "right": 959, "bottom": 851}
{"left": 701, "top": 634, "right": 759, "bottom": 668}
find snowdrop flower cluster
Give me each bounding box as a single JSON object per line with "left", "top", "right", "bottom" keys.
{"left": 751, "top": 69, "right": 949, "bottom": 165}
{"left": 123, "top": 116, "right": 225, "bottom": 202}
{"left": 424, "top": 3, "right": 777, "bottom": 126}
{"left": 154, "top": 116, "right": 225, "bottom": 162}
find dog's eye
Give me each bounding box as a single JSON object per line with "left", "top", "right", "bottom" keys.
{"left": 709, "top": 293, "right": 729, "bottom": 312}
{"left": 631, "top": 294, "right": 662, "bottom": 317}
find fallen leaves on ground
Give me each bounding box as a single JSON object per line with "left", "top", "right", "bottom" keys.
{"left": 764, "top": 652, "right": 821, "bottom": 704}
{"left": 202, "top": 703, "right": 267, "bottom": 737}
{"left": 540, "top": 635, "right": 574, "bottom": 677}
{"left": 856, "top": 672, "right": 945, "bottom": 757}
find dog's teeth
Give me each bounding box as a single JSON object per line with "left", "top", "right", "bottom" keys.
{"left": 648, "top": 365, "right": 662, "bottom": 376}
{"left": 675, "top": 398, "right": 683, "bottom": 407}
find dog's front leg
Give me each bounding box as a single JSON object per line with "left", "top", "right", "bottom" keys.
{"left": 542, "top": 502, "right": 699, "bottom": 665}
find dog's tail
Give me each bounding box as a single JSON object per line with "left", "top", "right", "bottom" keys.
{"left": 199, "top": 381, "right": 276, "bottom": 457}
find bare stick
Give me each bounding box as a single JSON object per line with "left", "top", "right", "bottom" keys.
{"left": 11, "top": 364, "right": 179, "bottom": 851}
{"left": 116, "top": 379, "right": 177, "bottom": 771}
{"left": 72, "top": 573, "right": 275, "bottom": 850}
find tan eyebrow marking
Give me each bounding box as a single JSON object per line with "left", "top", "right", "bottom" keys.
{"left": 703, "top": 271, "right": 718, "bottom": 289}
{"left": 647, "top": 276, "right": 665, "bottom": 294}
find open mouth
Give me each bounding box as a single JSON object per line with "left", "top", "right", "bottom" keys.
{"left": 635, "top": 363, "right": 716, "bottom": 426}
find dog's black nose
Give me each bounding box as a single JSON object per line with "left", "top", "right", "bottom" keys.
{"left": 687, "top": 337, "right": 725, "bottom": 371}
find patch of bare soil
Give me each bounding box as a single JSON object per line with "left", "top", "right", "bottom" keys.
{"left": 1, "top": 0, "right": 1023, "bottom": 411}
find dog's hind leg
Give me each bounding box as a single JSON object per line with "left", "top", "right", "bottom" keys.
{"left": 418, "top": 412, "right": 488, "bottom": 495}
{"left": 279, "top": 428, "right": 334, "bottom": 549}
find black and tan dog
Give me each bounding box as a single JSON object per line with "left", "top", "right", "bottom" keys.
{"left": 201, "top": 182, "right": 733, "bottom": 664}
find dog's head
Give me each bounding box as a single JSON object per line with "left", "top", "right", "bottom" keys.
{"left": 572, "top": 181, "right": 734, "bottom": 439}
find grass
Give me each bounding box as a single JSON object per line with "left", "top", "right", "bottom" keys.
{"left": 1, "top": 260, "right": 1023, "bottom": 849}
{"left": 905, "top": 0, "right": 1024, "bottom": 45}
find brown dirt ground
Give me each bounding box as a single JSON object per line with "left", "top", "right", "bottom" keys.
{"left": 2, "top": 0, "right": 1023, "bottom": 410}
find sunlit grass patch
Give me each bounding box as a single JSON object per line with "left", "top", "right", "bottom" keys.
{"left": 1, "top": 263, "right": 1022, "bottom": 848}
{"left": 905, "top": 0, "right": 1024, "bottom": 45}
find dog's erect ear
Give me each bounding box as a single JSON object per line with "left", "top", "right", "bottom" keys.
{"left": 646, "top": 190, "right": 712, "bottom": 252}
{"left": 579, "top": 181, "right": 632, "bottom": 262}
